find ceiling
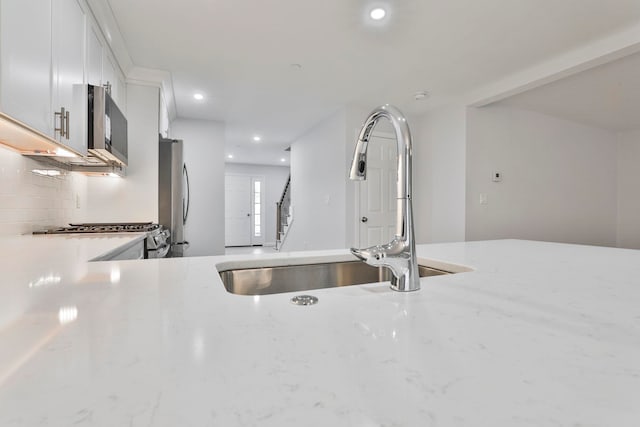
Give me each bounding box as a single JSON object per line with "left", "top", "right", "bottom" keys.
{"left": 495, "top": 50, "right": 640, "bottom": 132}
{"left": 106, "top": 0, "right": 640, "bottom": 164}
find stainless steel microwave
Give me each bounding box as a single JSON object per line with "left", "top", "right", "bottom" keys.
{"left": 88, "top": 85, "right": 128, "bottom": 166}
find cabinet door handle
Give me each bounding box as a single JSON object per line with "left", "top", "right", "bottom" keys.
{"left": 54, "top": 107, "right": 66, "bottom": 138}
{"left": 64, "top": 110, "right": 70, "bottom": 140}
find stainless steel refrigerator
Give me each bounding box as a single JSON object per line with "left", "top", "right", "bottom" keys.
{"left": 159, "top": 136, "right": 190, "bottom": 257}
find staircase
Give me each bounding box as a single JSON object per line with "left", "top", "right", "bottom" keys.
{"left": 275, "top": 175, "right": 292, "bottom": 251}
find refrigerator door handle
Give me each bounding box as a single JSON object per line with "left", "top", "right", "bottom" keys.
{"left": 183, "top": 164, "right": 190, "bottom": 225}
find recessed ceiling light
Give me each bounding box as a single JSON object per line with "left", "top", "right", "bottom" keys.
{"left": 280, "top": 158, "right": 286, "bottom": 162}
{"left": 193, "top": 93, "right": 204, "bottom": 100}
{"left": 370, "top": 8, "right": 386, "bottom": 20}
{"left": 253, "top": 135, "right": 261, "bottom": 142}
{"left": 227, "top": 154, "right": 233, "bottom": 159}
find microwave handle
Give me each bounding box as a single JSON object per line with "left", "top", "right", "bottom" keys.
{"left": 183, "top": 164, "right": 190, "bottom": 225}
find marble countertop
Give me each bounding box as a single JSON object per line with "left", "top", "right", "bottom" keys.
{"left": 0, "top": 236, "right": 639, "bottom": 426}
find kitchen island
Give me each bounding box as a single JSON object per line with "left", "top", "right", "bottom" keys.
{"left": 0, "top": 237, "right": 638, "bottom": 426}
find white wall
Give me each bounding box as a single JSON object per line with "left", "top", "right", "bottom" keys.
{"left": 0, "top": 148, "right": 87, "bottom": 236}
{"left": 411, "top": 106, "right": 467, "bottom": 243}
{"left": 283, "top": 109, "right": 348, "bottom": 251}
{"left": 466, "top": 105, "right": 618, "bottom": 246}
{"left": 171, "top": 118, "right": 225, "bottom": 256}
{"left": 85, "top": 84, "right": 159, "bottom": 223}
{"left": 224, "top": 163, "right": 289, "bottom": 246}
{"left": 617, "top": 130, "right": 640, "bottom": 249}
{"left": 281, "top": 104, "right": 465, "bottom": 252}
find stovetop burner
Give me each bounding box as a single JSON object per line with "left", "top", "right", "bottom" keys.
{"left": 36, "top": 222, "right": 161, "bottom": 234}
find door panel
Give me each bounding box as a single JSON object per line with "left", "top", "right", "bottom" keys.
{"left": 359, "top": 135, "right": 397, "bottom": 247}
{"left": 367, "top": 227, "right": 384, "bottom": 247}
{"left": 367, "top": 168, "right": 382, "bottom": 212}
{"left": 225, "top": 175, "right": 251, "bottom": 246}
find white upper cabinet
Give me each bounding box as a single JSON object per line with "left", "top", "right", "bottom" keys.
{"left": 102, "top": 52, "right": 126, "bottom": 112}
{"left": 86, "top": 26, "right": 104, "bottom": 86}
{"left": 0, "top": 0, "right": 53, "bottom": 136}
{"left": 116, "top": 72, "right": 126, "bottom": 113}
{"left": 0, "top": 0, "right": 126, "bottom": 157}
{"left": 0, "top": 0, "right": 87, "bottom": 155}
{"left": 102, "top": 53, "right": 116, "bottom": 93}
{"left": 52, "top": 0, "right": 87, "bottom": 155}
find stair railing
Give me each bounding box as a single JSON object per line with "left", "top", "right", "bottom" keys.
{"left": 275, "top": 175, "right": 291, "bottom": 250}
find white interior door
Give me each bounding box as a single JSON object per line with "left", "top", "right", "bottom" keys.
{"left": 359, "top": 134, "right": 397, "bottom": 247}
{"left": 225, "top": 175, "right": 252, "bottom": 246}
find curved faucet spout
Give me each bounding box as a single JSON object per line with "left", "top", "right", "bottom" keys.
{"left": 349, "top": 105, "right": 420, "bottom": 292}
{"left": 350, "top": 247, "right": 368, "bottom": 262}
{"left": 349, "top": 105, "right": 413, "bottom": 202}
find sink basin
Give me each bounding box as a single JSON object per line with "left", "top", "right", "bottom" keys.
{"left": 219, "top": 260, "right": 454, "bottom": 295}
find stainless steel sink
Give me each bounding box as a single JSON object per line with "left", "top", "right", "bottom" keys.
{"left": 219, "top": 260, "right": 452, "bottom": 295}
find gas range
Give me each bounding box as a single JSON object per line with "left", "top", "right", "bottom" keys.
{"left": 39, "top": 222, "right": 161, "bottom": 234}
{"left": 35, "top": 222, "right": 170, "bottom": 258}
{"left": 35, "top": 222, "right": 160, "bottom": 234}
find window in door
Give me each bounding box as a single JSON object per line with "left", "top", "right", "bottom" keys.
{"left": 253, "top": 179, "right": 262, "bottom": 238}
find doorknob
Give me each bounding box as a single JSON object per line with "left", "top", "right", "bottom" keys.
{"left": 247, "top": 213, "right": 251, "bottom": 217}
{"left": 361, "top": 216, "right": 368, "bottom": 223}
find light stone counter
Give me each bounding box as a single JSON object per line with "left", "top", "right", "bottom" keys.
{"left": 0, "top": 237, "right": 639, "bottom": 426}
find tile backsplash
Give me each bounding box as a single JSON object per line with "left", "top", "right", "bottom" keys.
{"left": 0, "top": 147, "right": 87, "bottom": 236}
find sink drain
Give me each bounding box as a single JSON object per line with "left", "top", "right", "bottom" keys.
{"left": 290, "top": 295, "right": 318, "bottom": 306}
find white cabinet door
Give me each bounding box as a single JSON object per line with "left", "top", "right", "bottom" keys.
{"left": 52, "top": 0, "right": 87, "bottom": 155}
{"left": 102, "top": 53, "right": 126, "bottom": 109}
{"left": 103, "top": 54, "right": 116, "bottom": 94}
{"left": 86, "top": 26, "right": 103, "bottom": 86}
{"left": 116, "top": 72, "right": 126, "bottom": 113}
{"left": 0, "top": 0, "right": 53, "bottom": 135}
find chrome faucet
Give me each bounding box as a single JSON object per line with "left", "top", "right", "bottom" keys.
{"left": 349, "top": 104, "right": 420, "bottom": 292}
